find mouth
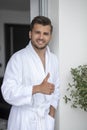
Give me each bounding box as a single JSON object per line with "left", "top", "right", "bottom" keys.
{"left": 37, "top": 39, "right": 45, "bottom": 45}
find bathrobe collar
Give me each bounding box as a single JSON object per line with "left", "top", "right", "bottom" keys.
{"left": 26, "top": 41, "right": 51, "bottom": 76}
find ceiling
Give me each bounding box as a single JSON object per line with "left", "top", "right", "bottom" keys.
{"left": 0, "top": 0, "right": 30, "bottom": 11}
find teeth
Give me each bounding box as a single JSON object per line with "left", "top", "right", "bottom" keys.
{"left": 39, "top": 41, "right": 43, "bottom": 43}
{"left": 38, "top": 40, "right": 43, "bottom": 44}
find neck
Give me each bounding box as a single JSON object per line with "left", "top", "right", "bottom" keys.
{"left": 32, "top": 43, "right": 46, "bottom": 58}
{"left": 33, "top": 45, "right": 46, "bottom": 70}
{"left": 35, "top": 48, "right": 46, "bottom": 58}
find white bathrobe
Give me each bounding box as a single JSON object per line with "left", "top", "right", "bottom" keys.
{"left": 1, "top": 41, "right": 60, "bottom": 130}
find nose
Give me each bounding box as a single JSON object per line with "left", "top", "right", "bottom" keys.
{"left": 39, "top": 33, "right": 44, "bottom": 39}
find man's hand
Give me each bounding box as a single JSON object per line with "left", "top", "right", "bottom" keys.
{"left": 32, "top": 73, "right": 55, "bottom": 95}
{"left": 49, "top": 105, "right": 55, "bottom": 118}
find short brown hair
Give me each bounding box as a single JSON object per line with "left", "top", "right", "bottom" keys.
{"left": 30, "top": 16, "right": 53, "bottom": 33}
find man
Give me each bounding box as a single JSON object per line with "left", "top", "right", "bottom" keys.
{"left": 1, "top": 16, "right": 60, "bottom": 130}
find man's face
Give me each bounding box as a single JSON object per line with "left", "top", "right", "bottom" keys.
{"left": 29, "top": 23, "right": 52, "bottom": 50}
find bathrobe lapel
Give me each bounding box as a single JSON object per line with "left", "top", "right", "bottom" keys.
{"left": 27, "top": 41, "right": 52, "bottom": 79}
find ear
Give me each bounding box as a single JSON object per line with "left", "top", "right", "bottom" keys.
{"left": 29, "top": 31, "right": 31, "bottom": 39}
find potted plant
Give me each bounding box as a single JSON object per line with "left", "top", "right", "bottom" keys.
{"left": 64, "top": 65, "right": 87, "bottom": 111}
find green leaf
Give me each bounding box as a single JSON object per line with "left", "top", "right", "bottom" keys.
{"left": 63, "top": 64, "right": 87, "bottom": 111}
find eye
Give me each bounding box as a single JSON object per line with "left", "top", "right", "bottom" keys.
{"left": 35, "top": 31, "right": 40, "bottom": 34}
{"left": 44, "top": 32, "right": 50, "bottom": 36}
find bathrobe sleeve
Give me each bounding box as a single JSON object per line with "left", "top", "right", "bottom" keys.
{"left": 1, "top": 53, "right": 33, "bottom": 106}
{"left": 50, "top": 55, "right": 60, "bottom": 109}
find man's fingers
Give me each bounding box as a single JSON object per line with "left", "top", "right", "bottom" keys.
{"left": 44, "top": 73, "right": 50, "bottom": 82}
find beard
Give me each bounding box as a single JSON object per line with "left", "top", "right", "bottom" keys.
{"left": 31, "top": 39, "right": 48, "bottom": 50}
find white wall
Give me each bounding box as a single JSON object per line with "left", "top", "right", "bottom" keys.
{"left": 59, "top": 0, "right": 87, "bottom": 130}
{"left": 0, "top": 10, "right": 29, "bottom": 77}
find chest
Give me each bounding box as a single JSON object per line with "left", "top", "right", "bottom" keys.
{"left": 21, "top": 55, "right": 55, "bottom": 85}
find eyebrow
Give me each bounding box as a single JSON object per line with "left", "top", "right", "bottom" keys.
{"left": 34, "top": 30, "right": 50, "bottom": 35}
